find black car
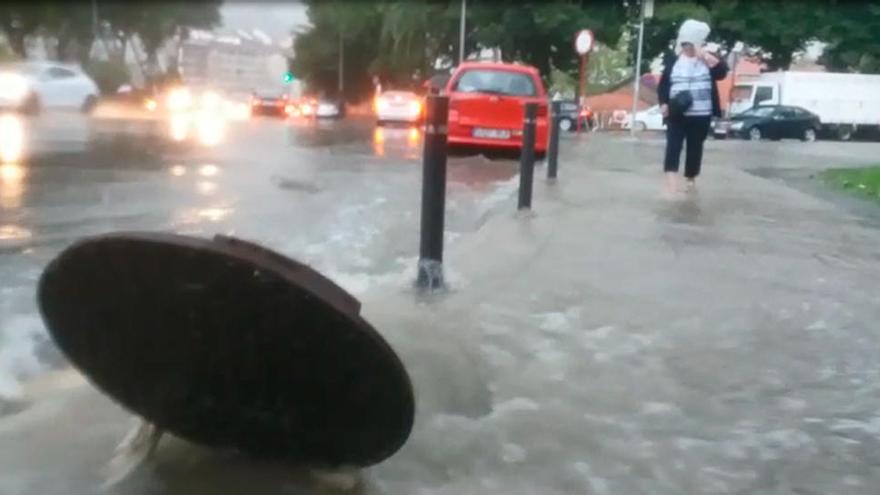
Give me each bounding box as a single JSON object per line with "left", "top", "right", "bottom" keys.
{"left": 250, "top": 93, "right": 290, "bottom": 117}
{"left": 314, "top": 97, "right": 346, "bottom": 119}
{"left": 719, "top": 105, "right": 821, "bottom": 142}
{"left": 553, "top": 99, "right": 594, "bottom": 132}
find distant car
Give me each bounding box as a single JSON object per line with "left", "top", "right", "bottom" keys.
{"left": 446, "top": 62, "right": 549, "bottom": 154}
{"left": 720, "top": 105, "right": 821, "bottom": 142}
{"left": 315, "top": 97, "right": 345, "bottom": 119}
{"left": 622, "top": 105, "right": 665, "bottom": 131}
{"left": 375, "top": 90, "right": 423, "bottom": 125}
{"left": 710, "top": 118, "right": 726, "bottom": 139}
{"left": 0, "top": 61, "right": 99, "bottom": 114}
{"left": 553, "top": 99, "right": 595, "bottom": 132}
{"left": 250, "top": 93, "right": 290, "bottom": 117}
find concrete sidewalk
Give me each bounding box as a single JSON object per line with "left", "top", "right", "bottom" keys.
{"left": 4, "top": 135, "right": 880, "bottom": 495}
{"left": 367, "top": 134, "right": 880, "bottom": 494}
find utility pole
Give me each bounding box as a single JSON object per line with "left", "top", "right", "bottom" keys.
{"left": 91, "top": 0, "right": 99, "bottom": 38}
{"left": 631, "top": 0, "right": 652, "bottom": 136}
{"left": 338, "top": 31, "right": 344, "bottom": 96}
{"left": 458, "top": 0, "right": 467, "bottom": 64}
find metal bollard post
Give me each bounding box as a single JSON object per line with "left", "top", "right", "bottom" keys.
{"left": 547, "top": 101, "right": 561, "bottom": 180}
{"left": 416, "top": 95, "right": 449, "bottom": 290}
{"left": 518, "top": 102, "right": 538, "bottom": 210}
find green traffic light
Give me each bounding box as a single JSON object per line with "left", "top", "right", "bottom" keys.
{"left": 283, "top": 72, "right": 294, "bottom": 83}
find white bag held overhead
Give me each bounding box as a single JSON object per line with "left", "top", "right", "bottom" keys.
{"left": 677, "top": 19, "right": 711, "bottom": 49}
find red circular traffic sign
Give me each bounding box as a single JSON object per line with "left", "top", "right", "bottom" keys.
{"left": 574, "top": 29, "right": 594, "bottom": 55}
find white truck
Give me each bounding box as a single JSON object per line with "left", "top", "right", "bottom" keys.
{"left": 729, "top": 71, "right": 880, "bottom": 140}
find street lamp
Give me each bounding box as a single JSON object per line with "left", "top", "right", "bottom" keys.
{"left": 459, "top": 0, "right": 466, "bottom": 64}
{"left": 338, "top": 30, "right": 344, "bottom": 95}
{"left": 631, "top": 0, "right": 653, "bottom": 136}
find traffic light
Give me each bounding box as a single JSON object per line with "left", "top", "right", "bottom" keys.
{"left": 283, "top": 71, "right": 295, "bottom": 83}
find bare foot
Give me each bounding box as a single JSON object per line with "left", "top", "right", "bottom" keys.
{"left": 101, "top": 418, "right": 164, "bottom": 490}
{"left": 310, "top": 466, "right": 363, "bottom": 491}
{"left": 684, "top": 178, "right": 697, "bottom": 193}
{"left": 664, "top": 172, "right": 678, "bottom": 194}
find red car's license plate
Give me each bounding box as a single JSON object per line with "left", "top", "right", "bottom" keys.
{"left": 472, "top": 128, "right": 511, "bottom": 139}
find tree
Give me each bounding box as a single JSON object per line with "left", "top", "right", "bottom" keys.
{"left": 374, "top": 1, "right": 461, "bottom": 86}
{"left": 819, "top": 1, "right": 880, "bottom": 73}
{"left": 131, "top": 1, "right": 222, "bottom": 77}
{"left": 468, "top": 1, "right": 629, "bottom": 78}
{"left": 709, "top": 0, "right": 826, "bottom": 71}
{"left": 46, "top": 4, "right": 96, "bottom": 64}
{"left": 291, "top": 0, "right": 630, "bottom": 99}
{"left": 632, "top": 1, "right": 711, "bottom": 72}
{"left": 291, "top": 0, "right": 384, "bottom": 101}
{"left": 0, "top": 2, "right": 54, "bottom": 58}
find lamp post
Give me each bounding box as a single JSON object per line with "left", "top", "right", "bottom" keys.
{"left": 338, "top": 31, "right": 344, "bottom": 96}
{"left": 459, "top": 0, "right": 467, "bottom": 64}
{"left": 631, "top": 0, "right": 653, "bottom": 137}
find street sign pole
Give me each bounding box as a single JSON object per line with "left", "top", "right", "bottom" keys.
{"left": 577, "top": 55, "right": 586, "bottom": 132}
{"left": 631, "top": 0, "right": 652, "bottom": 137}
{"left": 338, "top": 31, "right": 345, "bottom": 96}
{"left": 573, "top": 30, "right": 594, "bottom": 134}
{"left": 459, "top": 0, "right": 467, "bottom": 64}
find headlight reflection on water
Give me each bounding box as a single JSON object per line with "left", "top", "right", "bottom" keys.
{"left": 169, "top": 114, "right": 190, "bottom": 142}
{"left": 199, "top": 164, "right": 219, "bottom": 177}
{"left": 195, "top": 114, "right": 225, "bottom": 147}
{"left": 0, "top": 113, "right": 24, "bottom": 163}
{"left": 0, "top": 113, "right": 26, "bottom": 211}
{"left": 0, "top": 163, "right": 25, "bottom": 210}
{"left": 167, "top": 111, "right": 227, "bottom": 147}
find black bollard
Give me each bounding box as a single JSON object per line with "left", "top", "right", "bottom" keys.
{"left": 518, "top": 102, "right": 538, "bottom": 210}
{"left": 416, "top": 95, "right": 449, "bottom": 290}
{"left": 547, "top": 100, "right": 561, "bottom": 180}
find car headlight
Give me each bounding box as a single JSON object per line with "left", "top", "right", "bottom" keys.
{"left": 0, "top": 73, "right": 30, "bottom": 102}
{"left": 200, "top": 91, "right": 222, "bottom": 110}
{"left": 730, "top": 121, "right": 744, "bottom": 130}
{"left": 408, "top": 100, "right": 422, "bottom": 116}
{"left": 166, "top": 87, "right": 193, "bottom": 112}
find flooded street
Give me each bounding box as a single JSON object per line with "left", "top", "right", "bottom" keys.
{"left": 3, "top": 113, "right": 880, "bottom": 495}
{"left": 0, "top": 111, "right": 518, "bottom": 397}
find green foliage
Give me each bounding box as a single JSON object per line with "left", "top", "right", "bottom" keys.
{"left": 633, "top": 0, "right": 831, "bottom": 72}
{"left": 469, "top": 1, "right": 628, "bottom": 77}
{"left": 84, "top": 59, "right": 131, "bottom": 95}
{"left": 548, "top": 66, "right": 576, "bottom": 98}
{"left": 292, "top": 0, "right": 631, "bottom": 100}
{"left": 822, "top": 166, "right": 880, "bottom": 203}
{"left": 0, "top": 42, "right": 16, "bottom": 62}
{"left": 0, "top": 1, "right": 221, "bottom": 66}
{"left": 634, "top": 1, "right": 711, "bottom": 71}
{"left": 819, "top": 2, "right": 880, "bottom": 73}
{"left": 710, "top": 0, "right": 825, "bottom": 71}
{"left": 291, "top": 0, "right": 880, "bottom": 101}
{"left": 374, "top": 1, "right": 460, "bottom": 83}
{"left": 290, "top": 0, "right": 384, "bottom": 101}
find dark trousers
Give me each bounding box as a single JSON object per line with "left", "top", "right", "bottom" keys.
{"left": 664, "top": 115, "right": 711, "bottom": 178}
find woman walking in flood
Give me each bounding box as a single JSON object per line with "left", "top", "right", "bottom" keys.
{"left": 657, "top": 19, "right": 729, "bottom": 194}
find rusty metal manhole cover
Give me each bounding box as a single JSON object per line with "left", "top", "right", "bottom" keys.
{"left": 37, "top": 232, "right": 414, "bottom": 467}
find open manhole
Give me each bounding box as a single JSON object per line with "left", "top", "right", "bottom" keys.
{"left": 37, "top": 232, "right": 414, "bottom": 467}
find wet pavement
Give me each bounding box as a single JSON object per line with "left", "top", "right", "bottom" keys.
{"left": 0, "top": 111, "right": 519, "bottom": 393}
{"left": 3, "top": 119, "right": 880, "bottom": 494}
{"left": 391, "top": 133, "right": 880, "bottom": 495}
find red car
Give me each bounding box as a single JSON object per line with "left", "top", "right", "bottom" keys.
{"left": 445, "top": 62, "right": 549, "bottom": 154}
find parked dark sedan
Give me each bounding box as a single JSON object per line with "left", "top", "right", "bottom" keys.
{"left": 553, "top": 99, "right": 594, "bottom": 132}
{"left": 718, "top": 105, "right": 821, "bottom": 142}
{"left": 250, "top": 93, "right": 290, "bottom": 117}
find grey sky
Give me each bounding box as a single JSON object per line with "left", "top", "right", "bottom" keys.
{"left": 221, "top": 2, "right": 310, "bottom": 41}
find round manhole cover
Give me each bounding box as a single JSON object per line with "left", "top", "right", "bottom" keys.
{"left": 38, "top": 232, "right": 414, "bottom": 467}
